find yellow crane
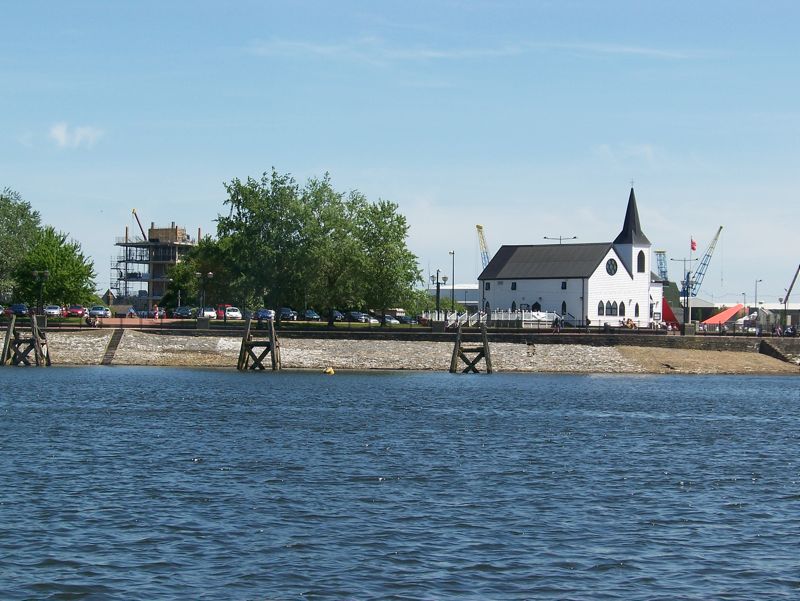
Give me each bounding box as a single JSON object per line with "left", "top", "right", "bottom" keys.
{"left": 476, "top": 224, "right": 490, "bottom": 269}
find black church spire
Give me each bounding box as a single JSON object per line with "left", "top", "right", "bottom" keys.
{"left": 613, "top": 188, "right": 650, "bottom": 245}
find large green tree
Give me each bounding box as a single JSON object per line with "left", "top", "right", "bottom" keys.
{"left": 13, "top": 226, "right": 96, "bottom": 307}
{"left": 303, "top": 176, "right": 367, "bottom": 324}
{"left": 356, "top": 199, "right": 422, "bottom": 319}
{"left": 217, "top": 169, "right": 312, "bottom": 314}
{"left": 0, "top": 188, "right": 42, "bottom": 301}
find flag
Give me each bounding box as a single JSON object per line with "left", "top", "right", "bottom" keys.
{"left": 690, "top": 238, "right": 697, "bottom": 251}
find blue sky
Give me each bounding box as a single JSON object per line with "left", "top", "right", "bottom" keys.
{"left": 2, "top": 1, "right": 798, "bottom": 306}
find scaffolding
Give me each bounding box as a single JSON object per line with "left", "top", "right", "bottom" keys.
{"left": 111, "top": 220, "right": 198, "bottom": 311}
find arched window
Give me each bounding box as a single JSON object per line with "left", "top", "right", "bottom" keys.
{"left": 606, "top": 301, "right": 613, "bottom": 315}
{"left": 611, "top": 301, "right": 618, "bottom": 316}
{"left": 635, "top": 303, "right": 640, "bottom": 317}
{"left": 637, "top": 250, "right": 646, "bottom": 273}
{"left": 511, "top": 301, "right": 517, "bottom": 312}
{"left": 619, "top": 302, "right": 626, "bottom": 316}
{"left": 598, "top": 301, "right": 605, "bottom": 316}
{"left": 561, "top": 301, "right": 567, "bottom": 315}
{"left": 532, "top": 301, "right": 541, "bottom": 311}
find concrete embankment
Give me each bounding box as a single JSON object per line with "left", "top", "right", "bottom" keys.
{"left": 42, "top": 329, "right": 800, "bottom": 374}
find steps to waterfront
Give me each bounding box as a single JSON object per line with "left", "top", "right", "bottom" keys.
{"left": 101, "top": 329, "right": 124, "bottom": 366}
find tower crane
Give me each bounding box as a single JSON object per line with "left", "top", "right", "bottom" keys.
{"left": 780, "top": 264, "right": 800, "bottom": 324}
{"left": 689, "top": 225, "right": 723, "bottom": 297}
{"left": 131, "top": 208, "right": 148, "bottom": 241}
{"left": 476, "top": 224, "right": 490, "bottom": 269}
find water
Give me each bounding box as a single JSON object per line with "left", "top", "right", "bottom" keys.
{"left": 1, "top": 367, "right": 799, "bottom": 600}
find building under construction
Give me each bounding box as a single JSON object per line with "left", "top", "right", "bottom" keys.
{"left": 111, "top": 211, "right": 199, "bottom": 311}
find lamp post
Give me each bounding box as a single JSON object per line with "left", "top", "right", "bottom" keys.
{"left": 32, "top": 269, "right": 50, "bottom": 315}
{"left": 430, "top": 270, "right": 443, "bottom": 320}
{"left": 741, "top": 292, "right": 746, "bottom": 308}
{"left": 449, "top": 250, "right": 455, "bottom": 317}
{"left": 196, "top": 271, "right": 213, "bottom": 315}
{"left": 670, "top": 257, "right": 698, "bottom": 327}
{"left": 754, "top": 278, "right": 762, "bottom": 315}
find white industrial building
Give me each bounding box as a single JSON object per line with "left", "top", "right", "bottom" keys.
{"left": 478, "top": 189, "right": 663, "bottom": 326}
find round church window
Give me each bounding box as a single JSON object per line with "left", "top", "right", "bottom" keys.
{"left": 606, "top": 258, "right": 618, "bottom": 275}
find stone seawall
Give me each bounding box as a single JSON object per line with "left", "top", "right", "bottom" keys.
{"left": 42, "top": 330, "right": 800, "bottom": 374}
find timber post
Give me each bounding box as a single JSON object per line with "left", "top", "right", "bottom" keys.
{"left": 237, "top": 316, "right": 281, "bottom": 371}
{"left": 1, "top": 314, "right": 51, "bottom": 367}
{"left": 449, "top": 323, "right": 493, "bottom": 374}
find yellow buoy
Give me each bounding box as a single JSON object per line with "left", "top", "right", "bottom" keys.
{"left": 323, "top": 366, "right": 335, "bottom": 375}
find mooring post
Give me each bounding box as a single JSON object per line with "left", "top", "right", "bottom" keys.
{"left": 1, "top": 315, "right": 16, "bottom": 366}
{"left": 449, "top": 326, "right": 462, "bottom": 373}
{"left": 268, "top": 319, "right": 281, "bottom": 370}
{"left": 482, "top": 323, "right": 493, "bottom": 374}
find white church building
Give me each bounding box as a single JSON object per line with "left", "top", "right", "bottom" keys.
{"left": 478, "top": 189, "right": 663, "bottom": 326}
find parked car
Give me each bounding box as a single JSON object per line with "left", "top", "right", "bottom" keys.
{"left": 304, "top": 309, "right": 321, "bottom": 321}
{"left": 225, "top": 306, "right": 243, "bottom": 320}
{"left": 279, "top": 307, "right": 298, "bottom": 321}
{"left": 172, "top": 306, "right": 195, "bottom": 318}
{"left": 381, "top": 315, "right": 400, "bottom": 325}
{"left": 366, "top": 314, "right": 379, "bottom": 324}
{"left": 88, "top": 305, "right": 111, "bottom": 318}
{"left": 215, "top": 304, "right": 232, "bottom": 320}
{"left": 255, "top": 308, "right": 275, "bottom": 320}
{"left": 66, "top": 305, "right": 86, "bottom": 318}
{"left": 198, "top": 307, "right": 216, "bottom": 318}
{"left": 6, "top": 303, "right": 29, "bottom": 316}
{"left": 44, "top": 305, "right": 65, "bottom": 318}
{"left": 344, "top": 311, "right": 368, "bottom": 323}
{"left": 396, "top": 315, "right": 418, "bottom": 325}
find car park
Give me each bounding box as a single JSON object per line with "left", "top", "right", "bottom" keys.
{"left": 304, "top": 309, "right": 321, "bottom": 321}
{"left": 66, "top": 305, "right": 86, "bottom": 318}
{"left": 279, "top": 307, "right": 298, "bottom": 321}
{"left": 225, "top": 306, "right": 243, "bottom": 320}
{"left": 44, "top": 305, "right": 64, "bottom": 318}
{"left": 172, "top": 306, "right": 195, "bottom": 318}
{"left": 255, "top": 308, "right": 275, "bottom": 320}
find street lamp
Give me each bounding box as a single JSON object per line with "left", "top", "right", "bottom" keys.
{"left": 754, "top": 279, "right": 762, "bottom": 314}
{"left": 741, "top": 292, "right": 746, "bottom": 307}
{"left": 196, "top": 271, "right": 213, "bottom": 314}
{"left": 430, "top": 270, "right": 443, "bottom": 320}
{"left": 32, "top": 269, "right": 50, "bottom": 315}
{"left": 449, "top": 250, "right": 455, "bottom": 318}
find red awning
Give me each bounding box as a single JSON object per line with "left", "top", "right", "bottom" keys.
{"left": 702, "top": 304, "right": 744, "bottom": 325}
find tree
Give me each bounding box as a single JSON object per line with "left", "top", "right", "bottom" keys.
{"left": 0, "top": 188, "right": 42, "bottom": 301}
{"left": 303, "top": 176, "right": 366, "bottom": 324}
{"left": 12, "top": 226, "right": 96, "bottom": 307}
{"left": 217, "top": 169, "right": 312, "bottom": 314}
{"left": 356, "top": 199, "right": 422, "bottom": 320}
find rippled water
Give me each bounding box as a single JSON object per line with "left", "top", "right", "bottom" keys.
{"left": 1, "top": 367, "right": 799, "bottom": 599}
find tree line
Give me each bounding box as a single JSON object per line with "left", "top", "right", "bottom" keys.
{"left": 0, "top": 188, "right": 96, "bottom": 309}
{"left": 163, "top": 170, "right": 429, "bottom": 323}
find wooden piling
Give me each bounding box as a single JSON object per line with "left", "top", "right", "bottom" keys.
{"left": 449, "top": 323, "right": 493, "bottom": 374}
{"left": 237, "top": 316, "right": 281, "bottom": 371}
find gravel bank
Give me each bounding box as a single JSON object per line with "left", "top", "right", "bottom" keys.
{"left": 42, "top": 330, "right": 800, "bottom": 374}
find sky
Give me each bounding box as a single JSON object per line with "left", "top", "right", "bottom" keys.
{"left": 2, "top": 0, "right": 798, "bottom": 306}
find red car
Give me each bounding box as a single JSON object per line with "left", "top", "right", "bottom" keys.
{"left": 66, "top": 305, "right": 86, "bottom": 317}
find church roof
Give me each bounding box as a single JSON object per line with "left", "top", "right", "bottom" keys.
{"left": 478, "top": 242, "right": 612, "bottom": 280}
{"left": 613, "top": 188, "right": 650, "bottom": 245}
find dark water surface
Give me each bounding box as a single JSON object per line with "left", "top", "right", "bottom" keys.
{"left": 1, "top": 367, "right": 799, "bottom": 600}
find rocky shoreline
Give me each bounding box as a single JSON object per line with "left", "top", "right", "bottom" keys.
{"left": 42, "top": 330, "right": 800, "bottom": 375}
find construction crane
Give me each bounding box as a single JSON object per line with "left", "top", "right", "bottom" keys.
{"left": 780, "top": 264, "right": 800, "bottom": 323}
{"left": 689, "top": 225, "right": 723, "bottom": 297}
{"left": 131, "top": 208, "right": 147, "bottom": 241}
{"left": 654, "top": 250, "right": 669, "bottom": 281}
{"left": 476, "top": 224, "right": 490, "bottom": 269}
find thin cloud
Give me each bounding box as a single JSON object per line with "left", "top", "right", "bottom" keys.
{"left": 247, "top": 37, "right": 691, "bottom": 64}
{"left": 49, "top": 122, "right": 104, "bottom": 149}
